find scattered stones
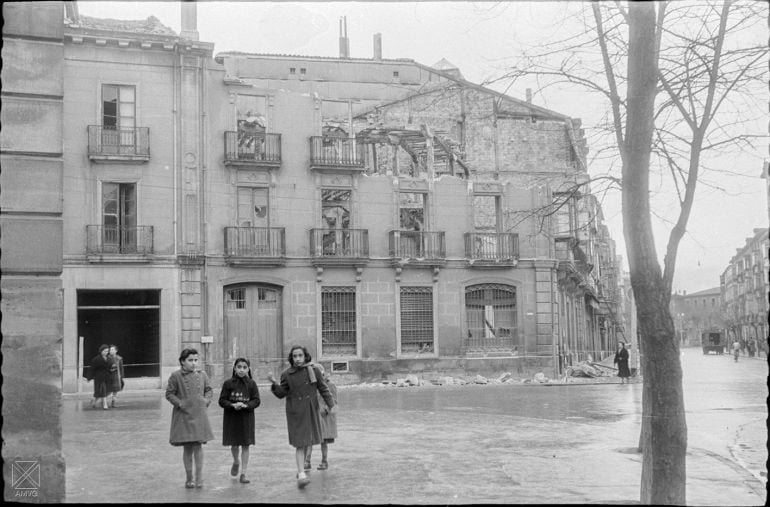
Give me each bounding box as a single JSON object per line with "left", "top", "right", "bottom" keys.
{"left": 405, "top": 374, "right": 421, "bottom": 386}
{"left": 533, "top": 372, "right": 549, "bottom": 383}
{"left": 474, "top": 375, "right": 488, "bottom": 384}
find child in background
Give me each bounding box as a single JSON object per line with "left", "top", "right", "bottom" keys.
{"left": 219, "top": 358, "right": 261, "bottom": 484}
{"left": 305, "top": 364, "right": 338, "bottom": 471}
{"left": 165, "top": 348, "right": 214, "bottom": 489}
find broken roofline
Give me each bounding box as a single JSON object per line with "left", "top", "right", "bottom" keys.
{"left": 214, "top": 51, "right": 415, "bottom": 65}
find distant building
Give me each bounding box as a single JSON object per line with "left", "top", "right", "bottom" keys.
{"left": 720, "top": 228, "right": 769, "bottom": 350}
{"left": 670, "top": 287, "right": 723, "bottom": 347}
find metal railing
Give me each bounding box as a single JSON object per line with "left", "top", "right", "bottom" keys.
{"left": 224, "top": 227, "right": 285, "bottom": 257}
{"left": 86, "top": 225, "right": 154, "bottom": 254}
{"left": 464, "top": 232, "right": 519, "bottom": 261}
{"left": 310, "top": 228, "right": 369, "bottom": 259}
{"left": 388, "top": 230, "right": 446, "bottom": 260}
{"left": 87, "top": 125, "right": 149, "bottom": 157}
{"left": 309, "top": 136, "right": 363, "bottom": 167}
{"left": 224, "top": 131, "right": 281, "bottom": 163}
{"left": 463, "top": 335, "right": 519, "bottom": 351}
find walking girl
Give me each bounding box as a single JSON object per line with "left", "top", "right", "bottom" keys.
{"left": 85, "top": 344, "right": 112, "bottom": 410}
{"left": 219, "top": 358, "right": 261, "bottom": 484}
{"left": 304, "top": 363, "right": 338, "bottom": 471}
{"left": 107, "top": 345, "right": 125, "bottom": 407}
{"left": 613, "top": 342, "right": 631, "bottom": 384}
{"left": 267, "top": 345, "right": 335, "bottom": 488}
{"left": 165, "top": 348, "right": 214, "bottom": 489}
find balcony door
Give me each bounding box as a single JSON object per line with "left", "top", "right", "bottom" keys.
{"left": 321, "top": 189, "right": 351, "bottom": 255}
{"left": 399, "top": 192, "right": 425, "bottom": 257}
{"left": 472, "top": 194, "right": 501, "bottom": 257}
{"left": 236, "top": 187, "right": 269, "bottom": 255}
{"left": 102, "top": 182, "right": 136, "bottom": 253}
{"left": 102, "top": 84, "right": 136, "bottom": 154}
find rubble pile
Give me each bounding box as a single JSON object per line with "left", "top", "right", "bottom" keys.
{"left": 565, "top": 361, "right": 613, "bottom": 378}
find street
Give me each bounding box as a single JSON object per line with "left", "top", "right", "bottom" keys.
{"left": 62, "top": 348, "right": 766, "bottom": 504}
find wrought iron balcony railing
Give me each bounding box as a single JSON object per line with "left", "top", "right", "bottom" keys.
{"left": 464, "top": 232, "right": 519, "bottom": 263}
{"left": 86, "top": 225, "right": 153, "bottom": 255}
{"left": 87, "top": 126, "right": 150, "bottom": 159}
{"left": 310, "top": 228, "right": 369, "bottom": 260}
{"left": 224, "top": 132, "right": 282, "bottom": 164}
{"left": 309, "top": 137, "right": 364, "bottom": 168}
{"left": 225, "top": 227, "right": 285, "bottom": 258}
{"left": 388, "top": 230, "right": 446, "bottom": 262}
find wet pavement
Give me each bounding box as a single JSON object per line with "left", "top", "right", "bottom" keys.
{"left": 61, "top": 348, "right": 767, "bottom": 504}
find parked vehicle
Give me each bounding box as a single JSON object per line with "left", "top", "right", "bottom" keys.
{"left": 701, "top": 329, "right": 726, "bottom": 355}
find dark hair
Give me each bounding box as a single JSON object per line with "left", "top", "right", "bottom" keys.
{"left": 109, "top": 344, "right": 118, "bottom": 352}
{"left": 178, "top": 348, "right": 199, "bottom": 365}
{"left": 287, "top": 346, "right": 311, "bottom": 367}
{"left": 231, "top": 357, "right": 252, "bottom": 379}
{"left": 98, "top": 344, "right": 110, "bottom": 353}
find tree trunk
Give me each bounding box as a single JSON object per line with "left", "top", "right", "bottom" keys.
{"left": 624, "top": 3, "right": 687, "bottom": 505}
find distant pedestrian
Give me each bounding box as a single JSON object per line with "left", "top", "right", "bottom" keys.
{"left": 85, "top": 344, "right": 112, "bottom": 410}
{"left": 747, "top": 339, "right": 756, "bottom": 358}
{"left": 732, "top": 340, "right": 741, "bottom": 362}
{"left": 267, "top": 346, "right": 335, "bottom": 489}
{"left": 613, "top": 342, "right": 631, "bottom": 384}
{"left": 165, "top": 348, "right": 214, "bottom": 489}
{"left": 305, "top": 364, "right": 338, "bottom": 471}
{"left": 107, "top": 345, "right": 125, "bottom": 407}
{"left": 219, "top": 358, "right": 261, "bottom": 484}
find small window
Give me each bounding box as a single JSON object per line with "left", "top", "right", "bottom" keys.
{"left": 393, "top": 71, "right": 399, "bottom": 78}
{"left": 321, "top": 287, "right": 357, "bottom": 356}
{"left": 227, "top": 288, "right": 246, "bottom": 310}
{"left": 300, "top": 68, "right": 307, "bottom": 75}
{"left": 289, "top": 67, "right": 296, "bottom": 74}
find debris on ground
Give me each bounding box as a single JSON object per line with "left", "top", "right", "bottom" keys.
{"left": 566, "top": 360, "right": 614, "bottom": 378}
{"left": 474, "top": 374, "right": 488, "bottom": 384}
{"left": 533, "top": 372, "right": 549, "bottom": 383}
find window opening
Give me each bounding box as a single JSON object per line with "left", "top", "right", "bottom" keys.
{"left": 102, "top": 182, "right": 137, "bottom": 253}
{"left": 321, "top": 189, "right": 351, "bottom": 255}
{"left": 321, "top": 287, "right": 357, "bottom": 356}
{"left": 400, "top": 287, "right": 434, "bottom": 353}
{"left": 102, "top": 84, "right": 136, "bottom": 151}
{"left": 227, "top": 288, "right": 246, "bottom": 310}
{"left": 465, "top": 284, "right": 518, "bottom": 352}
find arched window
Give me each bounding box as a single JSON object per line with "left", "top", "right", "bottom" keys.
{"left": 464, "top": 284, "right": 518, "bottom": 353}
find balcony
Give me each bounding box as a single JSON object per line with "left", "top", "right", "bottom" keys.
{"left": 86, "top": 225, "right": 153, "bottom": 262}
{"left": 388, "top": 230, "right": 446, "bottom": 266}
{"left": 224, "top": 227, "right": 286, "bottom": 267}
{"left": 224, "top": 131, "right": 281, "bottom": 168}
{"left": 309, "top": 228, "right": 369, "bottom": 266}
{"left": 464, "top": 232, "right": 519, "bottom": 267}
{"left": 309, "top": 136, "right": 364, "bottom": 171}
{"left": 87, "top": 126, "right": 149, "bottom": 162}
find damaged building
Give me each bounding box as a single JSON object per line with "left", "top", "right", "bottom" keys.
{"left": 4, "top": 2, "right": 623, "bottom": 393}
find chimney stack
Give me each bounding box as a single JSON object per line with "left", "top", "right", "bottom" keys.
{"left": 180, "top": 1, "right": 199, "bottom": 41}
{"left": 373, "top": 33, "right": 382, "bottom": 61}
{"left": 525, "top": 88, "right": 532, "bottom": 103}
{"left": 339, "top": 16, "right": 350, "bottom": 58}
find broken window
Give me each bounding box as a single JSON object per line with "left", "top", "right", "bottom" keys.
{"left": 237, "top": 187, "right": 269, "bottom": 228}
{"left": 552, "top": 193, "right": 575, "bottom": 238}
{"left": 398, "top": 192, "right": 425, "bottom": 257}
{"left": 321, "top": 287, "right": 357, "bottom": 356}
{"left": 400, "top": 287, "right": 434, "bottom": 353}
{"left": 101, "top": 84, "right": 136, "bottom": 151}
{"left": 321, "top": 189, "right": 351, "bottom": 255}
{"left": 235, "top": 95, "right": 267, "bottom": 159}
{"left": 473, "top": 195, "right": 499, "bottom": 231}
{"left": 102, "top": 182, "right": 136, "bottom": 253}
{"left": 464, "top": 284, "right": 518, "bottom": 352}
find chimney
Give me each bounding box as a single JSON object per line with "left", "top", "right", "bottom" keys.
{"left": 180, "top": 1, "right": 199, "bottom": 41}
{"left": 339, "top": 16, "right": 350, "bottom": 58}
{"left": 525, "top": 88, "right": 532, "bottom": 103}
{"left": 373, "top": 33, "right": 382, "bottom": 61}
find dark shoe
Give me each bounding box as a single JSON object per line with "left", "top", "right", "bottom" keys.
{"left": 111, "top": 398, "right": 116, "bottom": 408}
{"left": 297, "top": 473, "right": 310, "bottom": 489}
{"left": 185, "top": 480, "right": 195, "bottom": 489}
{"left": 304, "top": 461, "right": 312, "bottom": 471}
{"left": 317, "top": 461, "right": 328, "bottom": 470}
{"left": 239, "top": 474, "right": 250, "bottom": 484}
{"left": 230, "top": 462, "right": 239, "bottom": 477}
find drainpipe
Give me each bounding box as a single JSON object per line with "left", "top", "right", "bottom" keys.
{"left": 173, "top": 49, "right": 179, "bottom": 256}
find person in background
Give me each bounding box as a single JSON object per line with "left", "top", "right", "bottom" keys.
{"left": 613, "top": 342, "right": 631, "bottom": 384}
{"left": 107, "top": 345, "right": 125, "bottom": 407}
{"left": 267, "top": 346, "right": 335, "bottom": 489}
{"left": 732, "top": 339, "right": 741, "bottom": 362}
{"left": 305, "top": 363, "right": 338, "bottom": 471}
{"left": 219, "top": 357, "right": 261, "bottom": 484}
{"left": 85, "top": 344, "right": 112, "bottom": 410}
{"left": 165, "top": 348, "right": 214, "bottom": 489}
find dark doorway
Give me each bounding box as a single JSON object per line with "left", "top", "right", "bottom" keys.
{"left": 78, "top": 290, "right": 160, "bottom": 378}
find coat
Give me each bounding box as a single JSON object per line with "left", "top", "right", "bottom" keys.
{"left": 219, "top": 376, "right": 261, "bottom": 446}
{"left": 108, "top": 354, "right": 125, "bottom": 393}
{"left": 165, "top": 368, "right": 215, "bottom": 446}
{"left": 271, "top": 364, "right": 335, "bottom": 448}
{"left": 614, "top": 348, "right": 631, "bottom": 378}
{"left": 86, "top": 354, "right": 111, "bottom": 398}
{"left": 318, "top": 381, "right": 338, "bottom": 441}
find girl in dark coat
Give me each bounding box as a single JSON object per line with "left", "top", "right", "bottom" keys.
{"left": 219, "top": 357, "right": 261, "bottom": 484}
{"left": 165, "top": 348, "right": 214, "bottom": 489}
{"left": 107, "top": 345, "right": 125, "bottom": 407}
{"left": 614, "top": 342, "right": 631, "bottom": 384}
{"left": 268, "top": 346, "right": 335, "bottom": 489}
{"left": 85, "top": 344, "right": 112, "bottom": 410}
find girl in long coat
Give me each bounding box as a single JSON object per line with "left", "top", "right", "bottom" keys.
{"left": 219, "top": 357, "right": 261, "bottom": 484}
{"left": 268, "top": 345, "right": 335, "bottom": 488}
{"left": 165, "top": 348, "right": 214, "bottom": 489}
{"left": 107, "top": 345, "right": 125, "bottom": 407}
{"left": 614, "top": 342, "right": 631, "bottom": 384}
{"left": 85, "top": 344, "right": 112, "bottom": 410}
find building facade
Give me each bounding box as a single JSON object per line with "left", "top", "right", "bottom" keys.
{"left": 720, "top": 227, "right": 769, "bottom": 351}
{"left": 670, "top": 287, "right": 723, "bottom": 347}
{"left": 49, "top": 3, "right": 624, "bottom": 391}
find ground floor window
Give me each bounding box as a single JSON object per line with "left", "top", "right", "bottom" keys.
{"left": 321, "top": 286, "right": 357, "bottom": 356}
{"left": 464, "top": 283, "right": 518, "bottom": 352}
{"left": 400, "top": 286, "right": 434, "bottom": 353}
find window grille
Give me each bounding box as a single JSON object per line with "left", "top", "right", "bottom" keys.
{"left": 321, "top": 287, "right": 357, "bottom": 356}
{"left": 464, "top": 284, "right": 518, "bottom": 352}
{"left": 400, "top": 287, "right": 434, "bottom": 353}
{"left": 227, "top": 288, "right": 245, "bottom": 310}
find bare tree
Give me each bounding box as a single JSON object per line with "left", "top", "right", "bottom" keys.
{"left": 491, "top": 1, "right": 767, "bottom": 504}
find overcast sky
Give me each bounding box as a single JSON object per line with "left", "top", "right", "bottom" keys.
{"left": 75, "top": 1, "right": 769, "bottom": 294}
